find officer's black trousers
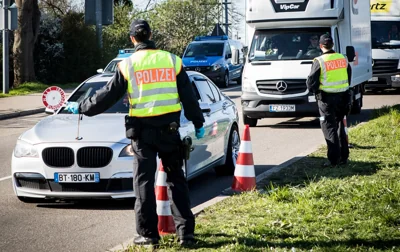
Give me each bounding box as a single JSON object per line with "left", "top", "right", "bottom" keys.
{"left": 131, "top": 127, "right": 194, "bottom": 240}
{"left": 317, "top": 92, "right": 349, "bottom": 165}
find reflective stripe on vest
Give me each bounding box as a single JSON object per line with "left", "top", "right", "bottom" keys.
{"left": 315, "top": 53, "right": 349, "bottom": 93}
{"left": 118, "top": 50, "right": 182, "bottom": 117}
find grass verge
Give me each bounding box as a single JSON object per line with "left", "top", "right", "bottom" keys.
{"left": 0, "top": 82, "right": 79, "bottom": 98}
{"left": 124, "top": 105, "right": 400, "bottom": 252}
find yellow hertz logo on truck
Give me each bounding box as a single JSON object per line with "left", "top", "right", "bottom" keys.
{"left": 370, "top": 0, "right": 392, "bottom": 13}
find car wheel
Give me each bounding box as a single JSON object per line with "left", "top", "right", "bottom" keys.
{"left": 236, "top": 76, "right": 242, "bottom": 85}
{"left": 351, "top": 89, "right": 362, "bottom": 114}
{"left": 215, "top": 124, "right": 240, "bottom": 176}
{"left": 243, "top": 115, "right": 258, "bottom": 127}
{"left": 17, "top": 196, "right": 45, "bottom": 203}
{"left": 220, "top": 72, "right": 229, "bottom": 88}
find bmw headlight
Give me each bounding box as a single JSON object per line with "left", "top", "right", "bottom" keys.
{"left": 212, "top": 64, "right": 222, "bottom": 71}
{"left": 242, "top": 79, "right": 256, "bottom": 92}
{"left": 119, "top": 144, "right": 134, "bottom": 157}
{"left": 14, "top": 140, "right": 38, "bottom": 158}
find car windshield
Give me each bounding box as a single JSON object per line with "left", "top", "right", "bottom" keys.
{"left": 372, "top": 21, "right": 400, "bottom": 49}
{"left": 184, "top": 42, "right": 224, "bottom": 57}
{"left": 248, "top": 28, "right": 331, "bottom": 62}
{"left": 59, "top": 82, "right": 129, "bottom": 114}
{"left": 103, "top": 59, "right": 122, "bottom": 73}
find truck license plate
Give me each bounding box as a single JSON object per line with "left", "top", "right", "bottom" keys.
{"left": 369, "top": 77, "right": 378, "bottom": 82}
{"left": 269, "top": 105, "right": 296, "bottom": 112}
{"left": 54, "top": 173, "right": 100, "bottom": 183}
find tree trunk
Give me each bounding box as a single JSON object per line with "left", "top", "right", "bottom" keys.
{"left": 13, "top": 0, "right": 41, "bottom": 87}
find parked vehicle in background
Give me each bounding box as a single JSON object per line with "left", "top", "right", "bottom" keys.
{"left": 241, "top": 0, "right": 371, "bottom": 127}
{"left": 366, "top": 0, "right": 400, "bottom": 91}
{"left": 182, "top": 35, "right": 244, "bottom": 88}
{"left": 96, "top": 48, "right": 135, "bottom": 74}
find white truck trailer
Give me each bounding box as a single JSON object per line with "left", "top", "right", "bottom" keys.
{"left": 241, "top": 0, "right": 372, "bottom": 127}
{"left": 366, "top": 0, "right": 400, "bottom": 90}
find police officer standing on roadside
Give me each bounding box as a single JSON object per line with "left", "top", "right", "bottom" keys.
{"left": 306, "top": 34, "right": 352, "bottom": 167}
{"left": 65, "top": 20, "right": 205, "bottom": 247}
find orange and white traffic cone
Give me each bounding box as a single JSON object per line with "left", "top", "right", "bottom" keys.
{"left": 343, "top": 116, "right": 353, "bottom": 148}
{"left": 231, "top": 124, "right": 256, "bottom": 192}
{"left": 210, "top": 121, "right": 218, "bottom": 136}
{"left": 155, "top": 163, "right": 176, "bottom": 235}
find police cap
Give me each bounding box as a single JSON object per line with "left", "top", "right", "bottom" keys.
{"left": 129, "top": 19, "right": 151, "bottom": 37}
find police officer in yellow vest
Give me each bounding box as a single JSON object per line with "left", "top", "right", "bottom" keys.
{"left": 65, "top": 20, "right": 205, "bottom": 247}
{"left": 306, "top": 34, "right": 352, "bottom": 167}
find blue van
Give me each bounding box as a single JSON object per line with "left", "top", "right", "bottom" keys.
{"left": 182, "top": 35, "right": 244, "bottom": 88}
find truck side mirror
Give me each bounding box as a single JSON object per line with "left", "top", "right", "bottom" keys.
{"left": 232, "top": 49, "right": 240, "bottom": 65}
{"left": 346, "top": 46, "right": 356, "bottom": 63}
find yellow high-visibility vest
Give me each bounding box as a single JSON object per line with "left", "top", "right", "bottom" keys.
{"left": 118, "top": 50, "right": 182, "bottom": 117}
{"left": 315, "top": 53, "right": 350, "bottom": 93}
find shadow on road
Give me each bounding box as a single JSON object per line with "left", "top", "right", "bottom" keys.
{"left": 36, "top": 198, "right": 134, "bottom": 210}
{"left": 257, "top": 118, "right": 321, "bottom": 129}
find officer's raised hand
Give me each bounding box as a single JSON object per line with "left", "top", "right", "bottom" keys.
{"left": 195, "top": 126, "right": 205, "bottom": 139}
{"left": 65, "top": 102, "right": 80, "bottom": 114}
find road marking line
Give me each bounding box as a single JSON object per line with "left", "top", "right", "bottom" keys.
{"left": 0, "top": 176, "right": 12, "bottom": 182}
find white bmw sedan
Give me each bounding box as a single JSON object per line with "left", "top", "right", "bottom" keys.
{"left": 11, "top": 71, "right": 240, "bottom": 202}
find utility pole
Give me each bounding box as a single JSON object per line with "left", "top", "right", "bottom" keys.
{"left": 222, "top": 0, "right": 231, "bottom": 37}
{"left": 2, "top": 0, "right": 9, "bottom": 94}
{"left": 95, "top": 0, "right": 103, "bottom": 49}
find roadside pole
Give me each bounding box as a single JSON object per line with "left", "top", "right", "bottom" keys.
{"left": 96, "top": 0, "right": 103, "bottom": 49}
{"left": 2, "top": 0, "right": 9, "bottom": 94}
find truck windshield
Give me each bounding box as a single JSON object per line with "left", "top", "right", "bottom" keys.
{"left": 248, "top": 29, "right": 331, "bottom": 62}
{"left": 372, "top": 21, "right": 400, "bottom": 49}
{"left": 184, "top": 43, "right": 224, "bottom": 57}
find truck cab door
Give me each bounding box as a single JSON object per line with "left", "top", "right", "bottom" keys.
{"left": 332, "top": 25, "right": 342, "bottom": 53}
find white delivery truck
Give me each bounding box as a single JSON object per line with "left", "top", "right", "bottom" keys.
{"left": 366, "top": 0, "right": 400, "bottom": 90}
{"left": 241, "top": 0, "right": 372, "bottom": 127}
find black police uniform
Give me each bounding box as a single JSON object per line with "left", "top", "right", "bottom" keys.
{"left": 78, "top": 40, "right": 205, "bottom": 243}
{"left": 306, "top": 48, "right": 352, "bottom": 166}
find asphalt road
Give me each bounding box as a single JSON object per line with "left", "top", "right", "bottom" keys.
{"left": 0, "top": 87, "right": 399, "bottom": 252}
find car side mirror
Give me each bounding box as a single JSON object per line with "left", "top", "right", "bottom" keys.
{"left": 232, "top": 49, "right": 240, "bottom": 65}
{"left": 346, "top": 46, "right": 356, "bottom": 63}
{"left": 45, "top": 107, "right": 55, "bottom": 115}
{"left": 97, "top": 68, "right": 104, "bottom": 74}
{"left": 199, "top": 102, "right": 211, "bottom": 113}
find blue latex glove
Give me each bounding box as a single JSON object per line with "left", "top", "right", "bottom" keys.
{"left": 65, "top": 102, "right": 80, "bottom": 114}
{"left": 195, "top": 127, "right": 205, "bottom": 139}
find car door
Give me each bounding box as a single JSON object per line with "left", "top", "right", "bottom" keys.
{"left": 192, "top": 75, "right": 222, "bottom": 172}
{"left": 227, "top": 42, "right": 242, "bottom": 80}
{"left": 225, "top": 42, "right": 234, "bottom": 80}
{"left": 206, "top": 79, "right": 229, "bottom": 158}
{"left": 179, "top": 77, "right": 215, "bottom": 178}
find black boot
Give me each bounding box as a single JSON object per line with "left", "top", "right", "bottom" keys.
{"left": 133, "top": 235, "right": 159, "bottom": 247}
{"left": 179, "top": 234, "right": 196, "bottom": 247}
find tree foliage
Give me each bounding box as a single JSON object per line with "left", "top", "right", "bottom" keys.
{"left": 145, "top": 0, "right": 220, "bottom": 56}
{"left": 102, "top": 5, "right": 137, "bottom": 62}
{"left": 34, "top": 14, "right": 64, "bottom": 83}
